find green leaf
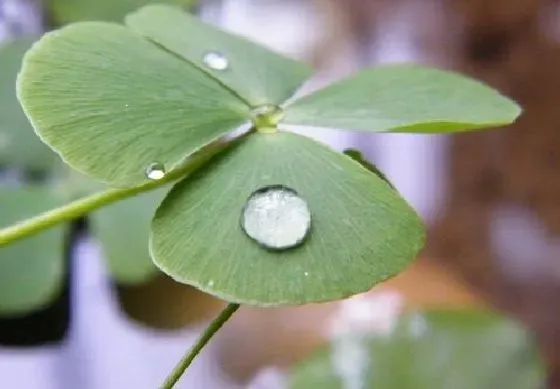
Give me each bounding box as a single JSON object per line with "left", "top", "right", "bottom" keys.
{"left": 290, "top": 309, "right": 545, "bottom": 389}
{"left": 92, "top": 188, "right": 169, "bottom": 284}
{"left": 0, "top": 38, "right": 59, "bottom": 171}
{"left": 150, "top": 131, "right": 425, "bottom": 306}
{"left": 125, "top": 5, "right": 312, "bottom": 106}
{"left": 17, "top": 22, "right": 251, "bottom": 187}
{"left": 46, "top": 0, "right": 194, "bottom": 24}
{"left": 0, "top": 187, "right": 65, "bottom": 316}
{"left": 283, "top": 65, "right": 521, "bottom": 134}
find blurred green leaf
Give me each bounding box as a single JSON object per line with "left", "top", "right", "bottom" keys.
{"left": 92, "top": 188, "right": 168, "bottom": 284}
{"left": 0, "top": 38, "right": 59, "bottom": 171}
{"left": 116, "top": 274, "right": 224, "bottom": 330}
{"left": 17, "top": 22, "right": 250, "bottom": 187}
{"left": 53, "top": 168, "right": 106, "bottom": 201}
{"left": 290, "top": 309, "right": 545, "bottom": 389}
{"left": 0, "top": 187, "right": 65, "bottom": 316}
{"left": 125, "top": 4, "right": 312, "bottom": 106}
{"left": 151, "top": 132, "right": 424, "bottom": 306}
{"left": 46, "top": 0, "right": 194, "bottom": 24}
{"left": 283, "top": 65, "right": 521, "bottom": 134}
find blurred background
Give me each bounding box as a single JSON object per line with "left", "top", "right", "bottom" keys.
{"left": 1, "top": 0, "right": 560, "bottom": 388}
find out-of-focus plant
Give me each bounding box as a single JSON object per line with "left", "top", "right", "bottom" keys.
{"left": 290, "top": 309, "right": 545, "bottom": 389}
{"left": 45, "top": 0, "right": 194, "bottom": 24}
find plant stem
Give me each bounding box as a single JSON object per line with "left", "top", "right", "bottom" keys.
{"left": 0, "top": 182, "right": 158, "bottom": 246}
{"left": 161, "top": 303, "right": 240, "bottom": 389}
{"left": 0, "top": 136, "right": 241, "bottom": 246}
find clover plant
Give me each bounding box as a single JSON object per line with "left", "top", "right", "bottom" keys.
{"left": 0, "top": 4, "right": 523, "bottom": 387}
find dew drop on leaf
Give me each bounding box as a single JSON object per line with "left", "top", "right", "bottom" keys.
{"left": 203, "top": 51, "right": 229, "bottom": 70}
{"left": 145, "top": 163, "right": 166, "bottom": 180}
{"left": 251, "top": 105, "right": 285, "bottom": 129}
{"left": 241, "top": 185, "right": 311, "bottom": 250}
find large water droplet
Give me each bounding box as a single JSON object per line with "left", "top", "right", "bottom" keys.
{"left": 145, "top": 163, "right": 166, "bottom": 180}
{"left": 241, "top": 185, "right": 311, "bottom": 250}
{"left": 203, "top": 51, "right": 229, "bottom": 70}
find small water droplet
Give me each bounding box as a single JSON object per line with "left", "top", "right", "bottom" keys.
{"left": 145, "top": 163, "right": 166, "bottom": 180}
{"left": 207, "top": 280, "right": 215, "bottom": 287}
{"left": 203, "top": 51, "right": 229, "bottom": 70}
{"left": 304, "top": 272, "right": 309, "bottom": 277}
{"left": 251, "top": 105, "right": 285, "bottom": 130}
{"left": 241, "top": 185, "right": 311, "bottom": 250}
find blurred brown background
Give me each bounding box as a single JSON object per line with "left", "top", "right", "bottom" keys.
{"left": 315, "top": 0, "right": 560, "bottom": 387}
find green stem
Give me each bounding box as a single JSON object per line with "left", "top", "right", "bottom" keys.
{"left": 0, "top": 136, "right": 239, "bottom": 246}
{"left": 0, "top": 179, "right": 172, "bottom": 246}
{"left": 161, "top": 303, "right": 240, "bottom": 389}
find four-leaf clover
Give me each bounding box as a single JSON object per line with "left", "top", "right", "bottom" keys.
{"left": 16, "top": 5, "right": 521, "bottom": 306}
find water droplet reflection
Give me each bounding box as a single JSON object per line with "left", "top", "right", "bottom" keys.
{"left": 241, "top": 185, "right": 311, "bottom": 250}
{"left": 203, "top": 51, "right": 229, "bottom": 70}
{"left": 145, "top": 163, "right": 166, "bottom": 180}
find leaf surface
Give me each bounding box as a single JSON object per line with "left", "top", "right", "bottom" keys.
{"left": 284, "top": 65, "right": 521, "bottom": 134}
{"left": 151, "top": 131, "right": 425, "bottom": 305}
